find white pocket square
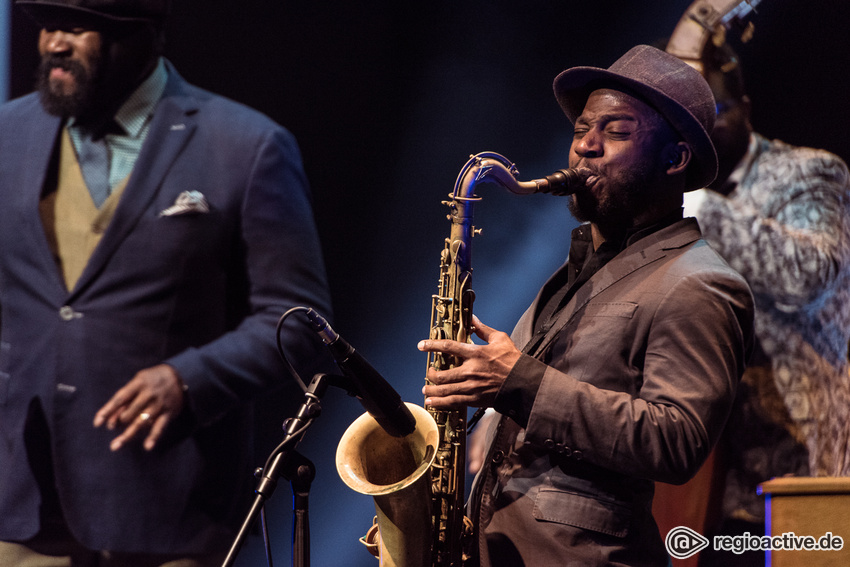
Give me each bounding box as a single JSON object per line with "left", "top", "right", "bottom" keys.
{"left": 159, "top": 191, "right": 210, "bottom": 217}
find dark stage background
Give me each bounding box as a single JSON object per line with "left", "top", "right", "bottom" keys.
{"left": 8, "top": 1, "right": 850, "bottom": 565}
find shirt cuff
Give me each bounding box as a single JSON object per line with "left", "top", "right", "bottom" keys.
{"left": 493, "top": 353, "right": 548, "bottom": 428}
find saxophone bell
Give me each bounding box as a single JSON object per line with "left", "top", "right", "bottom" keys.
{"left": 336, "top": 403, "right": 440, "bottom": 567}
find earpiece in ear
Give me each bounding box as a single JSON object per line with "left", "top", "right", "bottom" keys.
{"left": 666, "top": 152, "right": 680, "bottom": 167}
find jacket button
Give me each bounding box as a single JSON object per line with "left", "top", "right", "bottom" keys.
{"left": 491, "top": 450, "right": 505, "bottom": 464}
{"left": 556, "top": 444, "right": 573, "bottom": 457}
{"left": 543, "top": 438, "right": 555, "bottom": 450}
{"left": 572, "top": 450, "right": 583, "bottom": 461}
{"left": 59, "top": 306, "right": 80, "bottom": 321}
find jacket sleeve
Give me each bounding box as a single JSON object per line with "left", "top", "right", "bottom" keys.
{"left": 513, "top": 269, "right": 753, "bottom": 485}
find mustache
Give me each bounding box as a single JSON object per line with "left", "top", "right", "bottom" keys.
{"left": 39, "top": 54, "right": 87, "bottom": 78}
{"left": 36, "top": 53, "right": 101, "bottom": 119}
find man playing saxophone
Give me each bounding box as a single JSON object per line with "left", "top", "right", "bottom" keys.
{"left": 419, "top": 45, "right": 754, "bottom": 566}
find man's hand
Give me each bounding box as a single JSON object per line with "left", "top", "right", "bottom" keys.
{"left": 419, "top": 316, "right": 521, "bottom": 409}
{"left": 93, "top": 364, "right": 186, "bottom": 452}
{"left": 467, "top": 409, "right": 497, "bottom": 474}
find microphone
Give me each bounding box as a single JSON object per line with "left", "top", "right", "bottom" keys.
{"left": 305, "top": 309, "right": 416, "bottom": 438}
{"left": 535, "top": 168, "right": 590, "bottom": 196}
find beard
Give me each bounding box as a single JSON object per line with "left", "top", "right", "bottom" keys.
{"left": 568, "top": 160, "right": 659, "bottom": 233}
{"left": 36, "top": 52, "right": 103, "bottom": 119}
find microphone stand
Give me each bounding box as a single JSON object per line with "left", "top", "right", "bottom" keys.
{"left": 221, "top": 372, "right": 351, "bottom": 567}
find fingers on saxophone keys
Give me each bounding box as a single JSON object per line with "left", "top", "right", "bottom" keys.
{"left": 419, "top": 339, "right": 474, "bottom": 361}
{"left": 425, "top": 366, "right": 457, "bottom": 386}
{"left": 418, "top": 339, "right": 458, "bottom": 353}
{"left": 424, "top": 379, "right": 458, "bottom": 398}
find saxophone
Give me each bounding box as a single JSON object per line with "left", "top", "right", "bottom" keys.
{"left": 336, "top": 152, "right": 588, "bottom": 567}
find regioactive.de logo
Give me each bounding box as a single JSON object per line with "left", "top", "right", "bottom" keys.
{"left": 666, "top": 526, "right": 710, "bottom": 559}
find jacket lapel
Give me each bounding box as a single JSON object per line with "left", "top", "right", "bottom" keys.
{"left": 522, "top": 219, "right": 701, "bottom": 358}
{"left": 19, "top": 112, "right": 70, "bottom": 296}
{"left": 68, "top": 65, "right": 198, "bottom": 299}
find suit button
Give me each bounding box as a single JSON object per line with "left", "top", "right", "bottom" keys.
{"left": 491, "top": 450, "right": 505, "bottom": 464}
{"left": 59, "top": 306, "right": 81, "bottom": 321}
{"left": 543, "top": 438, "right": 555, "bottom": 450}
{"left": 572, "top": 450, "right": 583, "bottom": 461}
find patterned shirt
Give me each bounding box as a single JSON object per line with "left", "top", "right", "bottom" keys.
{"left": 684, "top": 132, "right": 850, "bottom": 522}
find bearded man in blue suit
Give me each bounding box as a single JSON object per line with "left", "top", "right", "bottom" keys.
{"left": 0, "top": 1, "right": 332, "bottom": 565}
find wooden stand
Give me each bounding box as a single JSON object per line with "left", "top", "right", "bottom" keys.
{"left": 759, "top": 477, "right": 850, "bottom": 567}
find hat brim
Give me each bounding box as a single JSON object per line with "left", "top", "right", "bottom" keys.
{"left": 554, "top": 66, "right": 718, "bottom": 191}
{"left": 17, "top": 1, "right": 161, "bottom": 27}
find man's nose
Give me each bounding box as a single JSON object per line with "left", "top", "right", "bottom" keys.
{"left": 41, "top": 30, "right": 74, "bottom": 54}
{"left": 574, "top": 132, "right": 602, "bottom": 158}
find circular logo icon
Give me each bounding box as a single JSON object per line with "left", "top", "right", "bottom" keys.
{"left": 665, "top": 526, "right": 710, "bottom": 559}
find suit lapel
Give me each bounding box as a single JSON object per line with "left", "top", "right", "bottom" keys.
{"left": 19, "top": 112, "right": 71, "bottom": 295}
{"left": 68, "top": 67, "right": 198, "bottom": 299}
{"left": 522, "top": 219, "right": 700, "bottom": 358}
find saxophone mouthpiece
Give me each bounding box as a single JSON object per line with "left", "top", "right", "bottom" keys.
{"left": 537, "top": 167, "right": 591, "bottom": 196}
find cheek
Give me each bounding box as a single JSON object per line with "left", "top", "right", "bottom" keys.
{"left": 75, "top": 33, "right": 102, "bottom": 67}
{"left": 37, "top": 33, "right": 51, "bottom": 57}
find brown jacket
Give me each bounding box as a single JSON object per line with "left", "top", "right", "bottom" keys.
{"left": 468, "top": 218, "right": 754, "bottom": 566}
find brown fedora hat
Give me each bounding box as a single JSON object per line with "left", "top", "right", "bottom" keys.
{"left": 16, "top": 0, "right": 170, "bottom": 27}
{"left": 553, "top": 44, "right": 718, "bottom": 191}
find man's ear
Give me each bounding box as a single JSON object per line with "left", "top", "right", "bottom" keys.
{"left": 664, "top": 141, "right": 692, "bottom": 176}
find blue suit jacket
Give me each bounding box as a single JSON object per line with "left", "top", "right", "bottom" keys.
{"left": 0, "top": 65, "right": 332, "bottom": 553}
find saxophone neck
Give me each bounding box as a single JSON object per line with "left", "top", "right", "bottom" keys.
{"left": 453, "top": 152, "right": 519, "bottom": 200}
{"left": 454, "top": 152, "right": 589, "bottom": 199}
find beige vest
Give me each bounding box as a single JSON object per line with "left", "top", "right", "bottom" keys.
{"left": 39, "top": 129, "right": 130, "bottom": 291}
